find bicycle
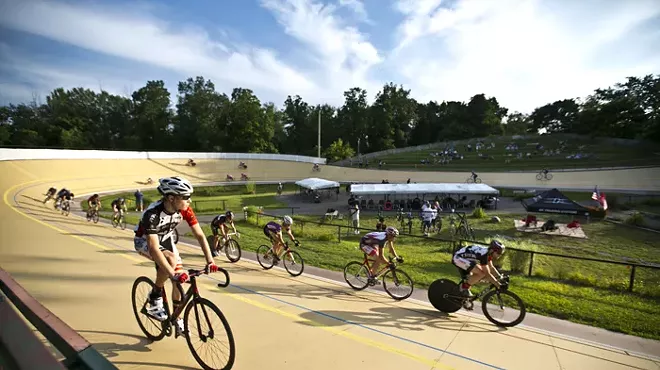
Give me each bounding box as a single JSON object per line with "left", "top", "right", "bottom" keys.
{"left": 112, "top": 209, "right": 126, "bottom": 230}
{"left": 131, "top": 267, "right": 236, "bottom": 370}
{"left": 60, "top": 200, "right": 70, "bottom": 216}
{"left": 86, "top": 207, "right": 100, "bottom": 224}
{"left": 206, "top": 232, "right": 242, "bottom": 263}
{"left": 427, "top": 275, "right": 526, "bottom": 327}
{"left": 536, "top": 170, "right": 553, "bottom": 181}
{"left": 466, "top": 176, "right": 482, "bottom": 184}
{"left": 256, "top": 241, "right": 304, "bottom": 276}
{"left": 344, "top": 255, "right": 414, "bottom": 300}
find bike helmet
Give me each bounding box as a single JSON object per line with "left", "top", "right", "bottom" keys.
{"left": 283, "top": 215, "right": 293, "bottom": 225}
{"left": 158, "top": 176, "right": 193, "bottom": 196}
{"left": 489, "top": 239, "right": 505, "bottom": 253}
{"left": 385, "top": 226, "right": 399, "bottom": 237}
{"left": 225, "top": 210, "right": 234, "bottom": 219}
{"left": 118, "top": 197, "right": 125, "bottom": 203}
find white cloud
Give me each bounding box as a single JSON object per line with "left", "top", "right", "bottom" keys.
{"left": 260, "top": 0, "right": 382, "bottom": 103}
{"left": 390, "top": 0, "right": 660, "bottom": 111}
{"left": 338, "top": 0, "right": 371, "bottom": 24}
{"left": 0, "top": 0, "right": 315, "bottom": 102}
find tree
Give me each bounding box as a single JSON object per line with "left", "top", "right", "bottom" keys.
{"left": 130, "top": 80, "right": 174, "bottom": 150}
{"left": 324, "top": 138, "right": 355, "bottom": 162}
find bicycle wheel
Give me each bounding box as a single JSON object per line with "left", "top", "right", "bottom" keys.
{"left": 112, "top": 216, "right": 119, "bottom": 228}
{"left": 282, "top": 250, "right": 304, "bottom": 276}
{"left": 225, "top": 239, "right": 241, "bottom": 263}
{"left": 382, "top": 269, "right": 414, "bottom": 300}
{"left": 93, "top": 212, "right": 99, "bottom": 223}
{"left": 536, "top": 173, "right": 543, "bottom": 181}
{"left": 120, "top": 215, "right": 127, "bottom": 230}
{"left": 427, "top": 279, "right": 463, "bottom": 313}
{"left": 184, "top": 297, "right": 236, "bottom": 370}
{"left": 475, "top": 178, "right": 482, "bottom": 183}
{"left": 546, "top": 173, "right": 553, "bottom": 180}
{"left": 256, "top": 245, "right": 275, "bottom": 270}
{"left": 131, "top": 276, "right": 167, "bottom": 341}
{"left": 343, "top": 261, "right": 370, "bottom": 290}
{"left": 466, "top": 177, "right": 473, "bottom": 184}
{"left": 481, "top": 289, "right": 526, "bottom": 327}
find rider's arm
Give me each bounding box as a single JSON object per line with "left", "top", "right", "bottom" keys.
{"left": 386, "top": 240, "right": 399, "bottom": 259}
{"left": 147, "top": 234, "right": 176, "bottom": 277}
{"left": 482, "top": 263, "right": 502, "bottom": 287}
{"left": 231, "top": 220, "right": 237, "bottom": 234}
{"left": 286, "top": 228, "right": 296, "bottom": 241}
{"left": 190, "top": 223, "right": 215, "bottom": 264}
{"left": 488, "top": 259, "right": 503, "bottom": 280}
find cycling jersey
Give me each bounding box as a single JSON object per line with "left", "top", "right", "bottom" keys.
{"left": 211, "top": 215, "right": 230, "bottom": 235}
{"left": 359, "top": 231, "right": 388, "bottom": 256}
{"left": 133, "top": 200, "right": 198, "bottom": 269}
{"left": 263, "top": 221, "right": 282, "bottom": 239}
{"left": 57, "top": 189, "right": 70, "bottom": 198}
{"left": 111, "top": 199, "right": 124, "bottom": 209}
{"left": 453, "top": 245, "right": 491, "bottom": 271}
{"left": 88, "top": 195, "right": 99, "bottom": 204}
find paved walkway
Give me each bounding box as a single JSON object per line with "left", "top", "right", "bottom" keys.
{"left": 1, "top": 158, "right": 659, "bottom": 370}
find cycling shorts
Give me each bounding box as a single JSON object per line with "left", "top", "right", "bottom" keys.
{"left": 452, "top": 256, "right": 476, "bottom": 272}
{"left": 263, "top": 227, "right": 280, "bottom": 242}
{"left": 134, "top": 235, "right": 183, "bottom": 272}
{"left": 359, "top": 243, "right": 380, "bottom": 257}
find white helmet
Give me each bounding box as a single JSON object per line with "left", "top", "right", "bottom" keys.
{"left": 283, "top": 215, "right": 293, "bottom": 225}
{"left": 158, "top": 176, "right": 193, "bottom": 196}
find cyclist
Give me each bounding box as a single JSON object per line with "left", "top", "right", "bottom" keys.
{"left": 359, "top": 227, "right": 402, "bottom": 281}
{"left": 43, "top": 187, "right": 57, "bottom": 203}
{"left": 452, "top": 240, "right": 506, "bottom": 297}
{"left": 263, "top": 216, "right": 298, "bottom": 264}
{"left": 471, "top": 171, "right": 478, "bottom": 182}
{"left": 132, "top": 176, "right": 218, "bottom": 337}
{"left": 210, "top": 211, "right": 237, "bottom": 256}
{"left": 54, "top": 188, "right": 70, "bottom": 209}
{"left": 57, "top": 190, "right": 74, "bottom": 210}
{"left": 111, "top": 197, "right": 127, "bottom": 222}
{"left": 87, "top": 194, "right": 101, "bottom": 219}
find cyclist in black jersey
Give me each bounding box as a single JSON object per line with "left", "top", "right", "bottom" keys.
{"left": 210, "top": 211, "right": 237, "bottom": 255}
{"left": 132, "top": 176, "right": 218, "bottom": 336}
{"left": 111, "top": 197, "right": 126, "bottom": 222}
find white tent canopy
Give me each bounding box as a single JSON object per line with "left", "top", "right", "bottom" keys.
{"left": 295, "top": 177, "right": 340, "bottom": 191}
{"left": 350, "top": 183, "right": 499, "bottom": 196}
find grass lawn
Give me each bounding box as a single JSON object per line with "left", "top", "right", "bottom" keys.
{"left": 355, "top": 134, "right": 660, "bottom": 171}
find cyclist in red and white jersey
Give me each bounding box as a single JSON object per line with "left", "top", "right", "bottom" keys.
{"left": 133, "top": 176, "right": 218, "bottom": 337}
{"left": 359, "top": 227, "right": 402, "bottom": 278}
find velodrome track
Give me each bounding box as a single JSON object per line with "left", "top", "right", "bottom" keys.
{"left": 1, "top": 157, "right": 660, "bottom": 370}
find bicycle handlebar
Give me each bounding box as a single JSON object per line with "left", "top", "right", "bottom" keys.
{"left": 172, "top": 266, "right": 231, "bottom": 297}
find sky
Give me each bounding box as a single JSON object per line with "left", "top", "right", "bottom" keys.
{"left": 1, "top": 0, "right": 659, "bottom": 113}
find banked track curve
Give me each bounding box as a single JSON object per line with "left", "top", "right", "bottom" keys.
{"left": 1, "top": 158, "right": 659, "bottom": 370}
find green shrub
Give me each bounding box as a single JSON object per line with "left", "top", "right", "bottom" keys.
{"left": 245, "top": 181, "right": 256, "bottom": 194}
{"left": 625, "top": 212, "right": 645, "bottom": 226}
{"left": 472, "top": 207, "right": 487, "bottom": 219}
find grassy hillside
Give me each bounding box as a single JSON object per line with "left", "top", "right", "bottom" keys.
{"left": 346, "top": 134, "right": 660, "bottom": 172}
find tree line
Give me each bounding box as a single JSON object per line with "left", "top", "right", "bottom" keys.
{"left": 1, "top": 74, "right": 658, "bottom": 162}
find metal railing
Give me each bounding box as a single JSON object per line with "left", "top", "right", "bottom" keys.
{"left": 0, "top": 267, "right": 117, "bottom": 369}
{"left": 244, "top": 210, "right": 659, "bottom": 294}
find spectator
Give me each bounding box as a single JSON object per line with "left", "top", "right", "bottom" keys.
{"left": 134, "top": 189, "right": 143, "bottom": 212}
{"left": 350, "top": 203, "right": 360, "bottom": 235}
{"left": 376, "top": 216, "right": 387, "bottom": 231}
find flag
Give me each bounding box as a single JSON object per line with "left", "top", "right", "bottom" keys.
{"left": 591, "top": 186, "right": 600, "bottom": 201}
{"left": 600, "top": 192, "right": 608, "bottom": 210}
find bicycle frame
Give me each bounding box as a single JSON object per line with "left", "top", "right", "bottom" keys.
{"left": 361, "top": 254, "right": 396, "bottom": 279}
{"left": 159, "top": 268, "right": 230, "bottom": 336}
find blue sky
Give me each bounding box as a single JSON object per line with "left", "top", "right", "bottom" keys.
{"left": 1, "top": 0, "right": 659, "bottom": 113}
